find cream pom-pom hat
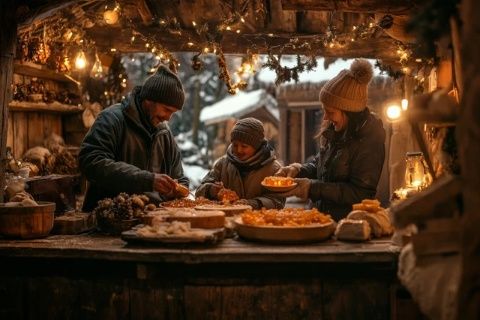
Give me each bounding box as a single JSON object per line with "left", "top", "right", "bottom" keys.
{"left": 319, "top": 59, "right": 373, "bottom": 112}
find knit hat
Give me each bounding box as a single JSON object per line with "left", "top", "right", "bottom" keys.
{"left": 230, "top": 117, "right": 265, "bottom": 150}
{"left": 139, "top": 65, "right": 185, "bottom": 110}
{"left": 319, "top": 59, "right": 373, "bottom": 112}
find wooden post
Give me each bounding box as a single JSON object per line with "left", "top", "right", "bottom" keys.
{"left": 458, "top": 0, "right": 480, "bottom": 318}
{"left": 0, "top": 2, "right": 17, "bottom": 202}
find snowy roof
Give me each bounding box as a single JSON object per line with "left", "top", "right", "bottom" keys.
{"left": 200, "top": 89, "right": 278, "bottom": 125}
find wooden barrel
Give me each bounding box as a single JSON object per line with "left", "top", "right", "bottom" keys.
{"left": 0, "top": 202, "right": 55, "bottom": 239}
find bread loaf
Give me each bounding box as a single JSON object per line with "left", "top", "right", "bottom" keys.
{"left": 347, "top": 209, "right": 393, "bottom": 237}
{"left": 335, "top": 219, "right": 371, "bottom": 241}
{"left": 165, "top": 209, "right": 225, "bottom": 229}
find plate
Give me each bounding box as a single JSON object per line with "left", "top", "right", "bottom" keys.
{"left": 260, "top": 181, "right": 298, "bottom": 192}
{"left": 233, "top": 216, "right": 335, "bottom": 243}
{"left": 194, "top": 204, "right": 252, "bottom": 216}
{"left": 121, "top": 228, "right": 225, "bottom": 245}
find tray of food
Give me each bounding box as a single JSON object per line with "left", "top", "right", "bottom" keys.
{"left": 121, "top": 221, "right": 225, "bottom": 245}
{"left": 234, "top": 208, "right": 335, "bottom": 243}
{"left": 261, "top": 176, "right": 297, "bottom": 192}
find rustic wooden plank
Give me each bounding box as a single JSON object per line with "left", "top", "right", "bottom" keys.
{"left": 322, "top": 279, "right": 390, "bottom": 320}
{"left": 24, "top": 277, "right": 78, "bottom": 319}
{"left": 129, "top": 279, "right": 185, "bottom": 319}
{"left": 27, "top": 112, "right": 44, "bottom": 149}
{"left": 0, "top": 277, "right": 24, "bottom": 319}
{"left": 76, "top": 279, "right": 130, "bottom": 319}
{"left": 0, "top": 0, "right": 16, "bottom": 201}
{"left": 12, "top": 112, "right": 28, "bottom": 159}
{"left": 281, "top": 0, "right": 419, "bottom": 14}
{"left": 86, "top": 25, "right": 400, "bottom": 61}
{"left": 458, "top": 0, "right": 480, "bottom": 317}
{"left": 6, "top": 113, "right": 13, "bottom": 150}
{"left": 42, "top": 113, "right": 62, "bottom": 138}
{"left": 390, "top": 174, "right": 462, "bottom": 228}
{"left": 0, "top": 235, "right": 399, "bottom": 264}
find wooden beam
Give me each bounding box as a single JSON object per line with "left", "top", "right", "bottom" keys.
{"left": 0, "top": 1, "right": 17, "bottom": 202}
{"left": 281, "top": 0, "right": 419, "bottom": 14}
{"left": 86, "top": 25, "right": 400, "bottom": 61}
{"left": 137, "top": 0, "right": 154, "bottom": 25}
{"left": 390, "top": 174, "right": 462, "bottom": 229}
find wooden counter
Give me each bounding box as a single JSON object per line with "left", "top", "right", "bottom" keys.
{"left": 0, "top": 235, "right": 409, "bottom": 320}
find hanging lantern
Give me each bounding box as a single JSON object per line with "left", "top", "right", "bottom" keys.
{"left": 75, "top": 50, "right": 87, "bottom": 70}
{"left": 91, "top": 54, "right": 104, "bottom": 78}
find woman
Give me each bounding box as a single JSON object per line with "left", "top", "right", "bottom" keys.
{"left": 196, "top": 117, "right": 285, "bottom": 209}
{"left": 276, "top": 59, "right": 385, "bottom": 220}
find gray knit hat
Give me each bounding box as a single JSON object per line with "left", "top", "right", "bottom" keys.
{"left": 319, "top": 59, "right": 373, "bottom": 112}
{"left": 230, "top": 117, "right": 265, "bottom": 150}
{"left": 139, "top": 65, "right": 185, "bottom": 109}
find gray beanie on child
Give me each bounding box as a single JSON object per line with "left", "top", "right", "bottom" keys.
{"left": 230, "top": 117, "right": 265, "bottom": 150}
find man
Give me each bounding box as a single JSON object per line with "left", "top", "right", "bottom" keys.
{"left": 79, "top": 66, "right": 189, "bottom": 212}
{"left": 276, "top": 59, "right": 386, "bottom": 220}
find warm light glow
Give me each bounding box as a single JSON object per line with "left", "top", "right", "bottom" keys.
{"left": 226, "top": 26, "right": 231, "bottom": 31}
{"left": 192, "top": 21, "right": 197, "bottom": 27}
{"left": 103, "top": 10, "right": 119, "bottom": 24}
{"left": 386, "top": 104, "right": 402, "bottom": 121}
{"left": 203, "top": 47, "right": 209, "bottom": 53}
{"left": 236, "top": 29, "right": 241, "bottom": 34}
{"left": 401, "top": 99, "right": 409, "bottom": 111}
{"left": 91, "top": 54, "right": 104, "bottom": 78}
{"left": 75, "top": 51, "right": 87, "bottom": 70}
{"left": 187, "top": 42, "right": 194, "bottom": 47}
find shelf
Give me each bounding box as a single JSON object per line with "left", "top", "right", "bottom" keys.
{"left": 8, "top": 100, "right": 84, "bottom": 114}
{"left": 14, "top": 61, "right": 77, "bottom": 84}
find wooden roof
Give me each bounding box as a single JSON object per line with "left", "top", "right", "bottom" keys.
{"left": 17, "top": 0, "right": 424, "bottom": 66}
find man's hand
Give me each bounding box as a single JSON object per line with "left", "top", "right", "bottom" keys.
{"left": 277, "top": 178, "right": 312, "bottom": 201}
{"left": 274, "top": 163, "right": 302, "bottom": 178}
{"left": 153, "top": 174, "right": 177, "bottom": 197}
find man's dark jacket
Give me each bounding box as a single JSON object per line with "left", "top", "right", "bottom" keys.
{"left": 298, "top": 112, "right": 385, "bottom": 221}
{"left": 79, "top": 87, "right": 188, "bottom": 212}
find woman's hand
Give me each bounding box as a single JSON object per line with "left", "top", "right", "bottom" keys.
{"left": 277, "top": 178, "right": 312, "bottom": 201}
{"left": 274, "top": 163, "right": 302, "bottom": 178}
{"left": 208, "top": 182, "right": 224, "bottom": 200}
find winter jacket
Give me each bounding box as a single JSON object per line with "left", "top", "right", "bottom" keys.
{"left": 196, "top": 146, "right": 285, "bottom": 209}
{"left": 298, "top": 111, "right": 385, "bottom": 220}
{"left": 79, "top": 87, "right": 188, "bottom": 212}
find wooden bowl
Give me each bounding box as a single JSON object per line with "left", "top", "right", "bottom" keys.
{"left": 0, "top": 201, "right": 55, "bottom": 239}
{"left": 233, "top": 216, "right": 335, "bottom": 244}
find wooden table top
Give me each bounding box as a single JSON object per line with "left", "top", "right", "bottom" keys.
{"left": 0, "top": 234, "right": 400, "bottom": 264}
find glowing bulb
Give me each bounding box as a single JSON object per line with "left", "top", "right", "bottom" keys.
{"left": 75, "top": 51, "right": 87, "bottom": 70}
{"left": 203, "top": 47, "right": 209, "bottom": 53}
{"left": 352, "top": 26, "right": 357, "bottom": 31}
{"left": 104, "top": 10, "right": 119, "bottom": 24}
{"left": 401, "top": 99, "right": 409, "bottom": 111}
{"left": 236, "top": 29, "right": 241, "bottom": 34}
{"left": 192, "top": 21, "right": 197, "bottom": 26}
{"left": 241, "top": 17, "right": 245, "bottom": 23}
{"left": 386, "top": 104, "right": 402, "bottom": 121}
{"left": 187, "top": 42, "right": 194, "bottom": 47}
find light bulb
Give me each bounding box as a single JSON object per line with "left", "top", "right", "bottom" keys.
{"left": 401, "top": 99, "right": 409, "bottom": 111}
{"left": 386, "top": 104, "right": 402, "bottom": 121}
{"left": 75, "top": 51, "right": 87, "bottom": 70}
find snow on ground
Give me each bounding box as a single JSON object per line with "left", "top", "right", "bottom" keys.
{"left": 183, "top": 163, "right": 209, "bottom": 189}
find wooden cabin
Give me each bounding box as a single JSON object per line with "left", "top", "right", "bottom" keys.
{"left": 0, "top": 1, "right": 478, "bottom": 319}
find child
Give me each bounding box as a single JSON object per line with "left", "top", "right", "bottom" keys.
{"left": 196, "top": 117, "right": 285, "bottom": 209}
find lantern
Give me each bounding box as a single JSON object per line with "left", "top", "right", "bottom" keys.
{"left": 404, "top": 152, "right": 431, "bottom": 189}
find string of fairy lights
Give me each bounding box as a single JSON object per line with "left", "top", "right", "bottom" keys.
{"left": 16, "top": 0, "right": 422, "bottom": 97}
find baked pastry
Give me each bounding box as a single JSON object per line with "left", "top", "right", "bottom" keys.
{"left": 175, "top": 183, "right": 189, "bottom": 197}
{"left": 335, "top": 219, "right": 371, "bottom": 241}
{"left": 262, "top": 176, "right": 295, "bottom": 187}
{"left": 347, "top": 209, "right": 393, "bottom": 237}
